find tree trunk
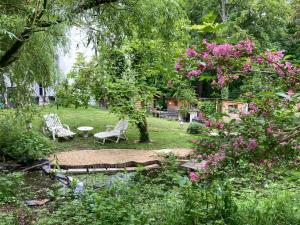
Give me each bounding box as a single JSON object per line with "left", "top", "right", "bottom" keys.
{"left": 220, "top": 0, "right": 227, "bottom": 22}
{"left": 136, "top": 116, "right": 150, "bottom": 143}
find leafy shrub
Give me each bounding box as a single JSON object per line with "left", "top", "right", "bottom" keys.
{"left": 187, "top": 122, "right": 203, "bottom": 134}
{"left": 0, "top": 172, "right": 24, "bottom": 203}
{"left": 198, "top": 100, "right": 216, "bottom": 117}
{"left": 0, "top": 213, "right": 17, "bottom": 225}
{"left": 234, "top": 190, "right": 300, "bottom": 225}
{"left": 0, "top": 112, "right": 22, "bottom": 150}
{"left": 3, "top": 131, "right": 53, "bottom": 163}
{"left": 0, "top": 111, "right": 53, "bottom": 163}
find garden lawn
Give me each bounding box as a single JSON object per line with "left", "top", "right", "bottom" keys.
{"left": 33, "top": 106, "right": 194, "bottom": 151}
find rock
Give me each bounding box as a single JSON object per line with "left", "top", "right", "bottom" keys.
{"left": 25, "top": 199, "right": 50, "bottom": 207}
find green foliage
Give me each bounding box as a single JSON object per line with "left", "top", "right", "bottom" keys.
{"left": 186, "top": 0, "right": 294, "bottom": 50}
{"left": 0, "top": 172, "right": 24, "bottom": 203}
{"left": 198, "top": 100, "right": 216, "bottom": 117}
{"left": 55, "top": 53, "right": 106, "bottom": 108}
{"left": 187, "top": 122, "right": 203, "bottom": 134}
{"left": 235, "top": 190, "right": 300, "bottom": 225}
{"left": 3, "top": 130, "right": 53, "bottom": 163}
{"left": 0, "top": 111, "right": 22, "bottom": 150}
{"left": 0, "top": 110, "right": 53, "bottom": 163}
{"left": 34, "top": 160, "right": 300, "bottom": 225}
{"left": 0, "top": 212, "right": 17, "bottom": 225}
{"left": 36, "top": 165, "right": 238, "bottom": 225}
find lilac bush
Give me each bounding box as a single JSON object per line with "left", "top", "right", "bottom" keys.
{"left": 176, "top": 39, "right": 300, "bottom": 178}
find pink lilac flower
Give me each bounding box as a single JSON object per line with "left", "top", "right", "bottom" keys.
{"left": 233, "top": 50, "right": 242, "bottom": 58}
{"left": 175, "top": 63, "right": 181, "bottom": 71}
{"left": 187, "top": 70, "right": 201, "bottom": 77}
{"left": 205, "top": 119, "right": 213, "bottom": 128}
{"left": 203, "top": 39, "right": 217, "bottom": 52}
{"left": 265, "top": 50, "right": 284, "bottom": 63}
{"left": 274, "top": 64, "right": 286, "bottom": 77}
{"left": 247, "top": 139, "right": 258, "bottom": 150}
{"left": 296, "top": 103, "right": 300, "bottom": 110}
{"left": 209, "top": 149, "right": 226, "bottom": 166}
{"left": 186, "top": 48, "right": 197, "bottom": 57}
{"left": 236, "top": 39, "right": 254, "bottom": 54}
{"left": 189, "top": 172, "right": 200, "bottom": 182}
{"left": 198, "top": 160, "right": 210, "bottom": 170}
{"left": 284, "top": 62, "right": 293, "bottom": 73}
{"left": 232, "top": 136, "right": 244, "bottom": 150}
{"left": 287, "top": 89, "right": 294, "bottom": 96}
{"left": 243, "top": 64, "right": 252, "bottom": 73}
{"left": 266, "top": 123, "right": 273, "bottom": 135}
{"left": 217, "top": 66, "right": 226, "bottom": 87}
{"left": 202, "top": 52, "right": 210, "bottom": 59}
{"left": 284, "top": 62, "right": 300, "bottom": 75}
{"left": 248, "top": 102, "right": 258, "bottom": 113}
{"left": 215, "top": 122, "right": 224, "bottom": 130}
{"left": 255, "top": 56, "right": 264, "bottom": 64}
{"left": 198, "top": 112, "right": 206, "bottom": 122}
{"left": 218, "top": 76, "right": 226, "bottom": 87}
{"left": 212, "top": 43, "right": 234, "bottom": 57}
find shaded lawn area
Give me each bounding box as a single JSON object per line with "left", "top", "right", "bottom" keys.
{"left": 33, "top": 106, "right": 194, "bottom": 151}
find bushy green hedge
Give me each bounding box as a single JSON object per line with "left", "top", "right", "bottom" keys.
{"left": 0, "top": 112, "right": 53, "bottom": 163}
{"left": 187, "top": 122, "right": 203, "bottom": 134}
{"left": 3, "top": 131, "right": 53, "bottom": 163}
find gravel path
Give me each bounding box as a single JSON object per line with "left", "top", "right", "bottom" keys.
{"left": 49, "top": 148, "right": 194, "bottom": 166}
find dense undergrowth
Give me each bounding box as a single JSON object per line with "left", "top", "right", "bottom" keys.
{"left": 1, "top": 157, "right": 299, "bottom": 225}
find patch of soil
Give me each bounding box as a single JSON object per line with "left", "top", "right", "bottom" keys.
{"left": 49, "top": 148, "right": 194, "bottom": 167}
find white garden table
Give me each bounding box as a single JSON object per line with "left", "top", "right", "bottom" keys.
{"left": 77, "top": 126, "right": 94, "bottom": 138}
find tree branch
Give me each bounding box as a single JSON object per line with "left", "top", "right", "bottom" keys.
{"left": 0, "top": 0, "right": 118, "bottom": 68}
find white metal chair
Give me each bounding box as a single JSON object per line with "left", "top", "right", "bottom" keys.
{"left": 43, "top": 114, "right": 76, "bottom": 140}
{"left": 94, "top": 120, "right": 129, "bottom": 144}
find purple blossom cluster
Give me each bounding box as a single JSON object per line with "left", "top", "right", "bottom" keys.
{"left": 232, "top": 136, "right": 258, "bottom": 150}
{"left": 196, "top": 112, "right": 224, "bottom": 130}
{"left": 248, "top": 102, "right": 258, "bottom": 114}
{"left": 236, "top": 39, "right": 254, "bottom": 54}
{"left": 189, "top": 171, "right": 200, "bottom": 182}
{"left": 265, "top": 50, "right": 284, "bottom": 63}
{"left": 186, "top": 48, "right": 197, "bottom": 57}
{"left": 177, "top": 39, "right": 300, "bottom": 89}
{"left": 203, "top": 39, "right": 254, "bottom": 59}
{"left": 197, "top": 145, "right": 227, "bottom": 171}
{"left": 247, "top": 139, "right": 258, "bottom": 150}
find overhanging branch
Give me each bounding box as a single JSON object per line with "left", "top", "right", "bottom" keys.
{"left": 0, "top": 0, "right": 118, "bottom": 68}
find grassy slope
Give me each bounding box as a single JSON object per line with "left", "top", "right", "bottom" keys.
{"left": 33, "top": 106, "right": 194, "bottom": 151}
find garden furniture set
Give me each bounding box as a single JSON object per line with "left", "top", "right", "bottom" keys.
{"left": 43, "top": 113, "right": 128, "bottom": 144}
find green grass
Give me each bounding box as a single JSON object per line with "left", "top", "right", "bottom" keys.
{"left": 32, "top": 106, "right": 194, "bottom": 151}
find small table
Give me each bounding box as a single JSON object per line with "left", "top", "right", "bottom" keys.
{"left": 77, "top": 126, "right": 94, "bottom": 138}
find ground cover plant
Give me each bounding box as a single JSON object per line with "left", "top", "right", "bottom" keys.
{"left": 0, "top": 157, "right": 297, "bottom": 225}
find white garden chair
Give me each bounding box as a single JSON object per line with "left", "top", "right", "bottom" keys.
{"left": 43, "top": 114, "right": 76, "bottom": 140}
{"left": 94, "top": 120, "right": 128, "bottom": 144}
